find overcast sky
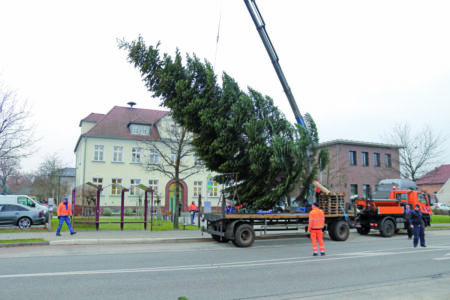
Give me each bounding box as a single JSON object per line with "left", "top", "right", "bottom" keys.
{"left": 1, "top": 0, "right": 449, "bottom": 172}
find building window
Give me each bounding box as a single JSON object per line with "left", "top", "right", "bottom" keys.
{"left": 208, "top": 182, "right": 219, "bottom": 197}
{"left": 363, "top": 184, "right": 370, "bottom": 198}
{"left": 385, "top": 154, "right": 392, "bottom": 167}
{"left": 349, "top": 151, "right": 357, "bottom": 166}
{"left": 111, "top": 178, "right": 122, "bottom": 195}
{"left": 362, "top": 152, "right": 369, "bottom": 167}
{"left": 350, "top": 184, "right": 358, "bottom": 196}
{"left": 94, "top": 145, "right": 104, "bottom": 161}
{"left": 130, "top": 178, "right": 141, "bottom": 196}
{"left": 193, "top": 181, "right": 202, "bottom": 197}
{"left": 149, "top": 179, "right": 159, "bottom": 195}
{"left": 92, "top": 177, "right": 103, "bottom": 190}
{"left": 131, "top": 147, "right": 142, "bottom": 163}
{"left": 170, "top": 150, "right": 177, "bottom": 164}
{"left": 149, "top": 149, "right": 159, "bottom": 164}
{"left": 373, "top": 153, "right": 380, "bottom": 167}
{"left": 113, "top": 146, "right": 123, "bottom": 162}
{"left": 130, "top": 124, "right": 150, "bottom": 136}
{"left": 194, "top": 155, "right": 203, "bottom": 166}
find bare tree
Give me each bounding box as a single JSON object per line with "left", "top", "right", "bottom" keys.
{"left": 387, "top": 123, "right": 443, "bottom": 181}
{"left": 30, "top": 154, "right": 68, "bottom": 203}
{"left": 0, "top": 158, "right": 18, "bottom": 194}
{"left": 142, "top": 123, "right": 202, "bottom": 229}
{"left": 0, "top": 83, "right": 33, "bottom": 161}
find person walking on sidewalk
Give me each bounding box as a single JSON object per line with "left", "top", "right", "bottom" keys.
{"left": 56, "top": 197, "right": 76, "bottom": 236}
{"left": 308, "top": 202, "right": 325, "bottom": 256}
{"left": 404, "top": 204, "right": 413, "bottom": 240}
{"left": 410, "top": 204, "right": 426, "bottom": 248}
{"left": 189, "top": 201, "right": 198, "bottom": 225}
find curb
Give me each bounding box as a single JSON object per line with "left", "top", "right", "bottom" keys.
{"left": 49, "top": 237, "right": 212, "bottom": 246}
{"left": 0, "top": 241, "right": 50, "bottom": 248}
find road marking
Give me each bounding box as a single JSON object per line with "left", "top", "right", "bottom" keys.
{"left": 433, "top": 252, "right": 450, "bottom": 260}
{"left": 1, "top": 245, "right": 450, "bottom": 279}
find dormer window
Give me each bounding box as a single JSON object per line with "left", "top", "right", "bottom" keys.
{"left": 129, "top": 124, "right": 150, "bottom": 136}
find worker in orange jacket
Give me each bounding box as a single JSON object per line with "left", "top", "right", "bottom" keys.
{"left": 308, "top": 202, "right": 325, "bottom": 256}
{"left": 56, "top": 197, "right": 76, "bottom": 236}
{"left": 189, "top": 201, "right": 198, "bottom": 225}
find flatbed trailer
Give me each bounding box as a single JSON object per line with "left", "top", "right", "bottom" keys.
{"left": 202, "top": 196, "right": 355, "bottom": 247}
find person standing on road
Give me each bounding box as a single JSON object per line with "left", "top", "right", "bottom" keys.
{"left": 410, "top": 204, "right": 426, "bottom": 247}
{"left": 404, "top": 204, "right": 413, "bottom": 240}
{"left": 189, "top": 201, "right": 198, "bottom": 225}
{"left": 308, "top": 202, "right": 325, "bottom": 256}
{"left": 56, "top": 197, "right": 76, "bottom": 236}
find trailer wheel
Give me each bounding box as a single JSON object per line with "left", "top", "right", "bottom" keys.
{"left": 357, "top": 226, "right": 370, "bottom": 235}
{"left": 330, "top": 221, "right": 350, "bottom": 241}
{"left": 328, "top": 222, "right": 336, "bottom": 240}
{"left": 234, "top": 224, "right": 255, "bottom": 247}
{"left": 380, "top": 219, "right": 395, "bottom": 237}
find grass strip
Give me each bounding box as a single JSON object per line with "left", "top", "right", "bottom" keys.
{"left": 0, "top": 238, "right": 46, "bottom": 244}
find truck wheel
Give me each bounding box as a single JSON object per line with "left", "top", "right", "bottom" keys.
{"left": 380, "top": 219, "right": 395, "bottom": 237}
{"left": 330, "top": 221, "right": 350, "bottom": 241}
{"left": 328, "top": 223, "right": 336, "bottom": 240}
{"left": 234, "top": 224, "right": 255, "bottom": 247}
{"left": 211, "top": 234, "right": 229, "bottom": 243}
{"left": 357, "top": 226, "right": 370, "bottom": 235}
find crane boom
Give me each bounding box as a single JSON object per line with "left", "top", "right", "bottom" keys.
{"left": 243, "top": 0, "right": 306, "bottom": 129}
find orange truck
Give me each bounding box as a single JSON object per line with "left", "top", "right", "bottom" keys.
{"left": 355, "top": 188, "right": 432, "bottom": 237}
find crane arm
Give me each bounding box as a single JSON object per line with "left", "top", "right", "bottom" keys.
{"left": 243, "top": 0, "right": 306, "bottom": 129}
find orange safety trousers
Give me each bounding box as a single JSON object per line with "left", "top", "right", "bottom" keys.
{"left": 310, "top": 229, "right": 325, "bottom": 254}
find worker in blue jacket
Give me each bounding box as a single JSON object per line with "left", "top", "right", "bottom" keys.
{"left": 409, "top": 204, "right": 426, "bottom": 248}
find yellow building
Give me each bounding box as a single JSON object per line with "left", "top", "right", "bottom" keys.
{"left": 74, "top": 104, "right": 219, "bottom": 214}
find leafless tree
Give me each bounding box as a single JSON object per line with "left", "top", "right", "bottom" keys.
{"left": 142, "top": 123, "right": 202, "bottom": 229}
{"left": 0, "top": 158, "right": 18, "bottom": 194}
{"left": 30, "top": 154, "right": 68, "bottom": 203}
{"left": 0, "top": 83, "right": 33, "bottom": 161}
{"left": 387, "top": 123, "right": 444, "bottom": 181}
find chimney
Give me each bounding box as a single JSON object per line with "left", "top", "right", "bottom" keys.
{"left": 127, "top": 101, "right": 136, "bottom": 110}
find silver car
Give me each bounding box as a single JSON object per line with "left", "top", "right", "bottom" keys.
{"left": 0, "top": 204, "right": 47, "bottom": 228}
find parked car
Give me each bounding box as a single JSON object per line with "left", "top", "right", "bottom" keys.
{"left": 0, "top": 204, "right": 47, "bottom": 228}
{"left": 0, "top": 195, "right": 49, "bottom": 220}
{"left": 434, "top": 203, "right": 450, "bottom": 211}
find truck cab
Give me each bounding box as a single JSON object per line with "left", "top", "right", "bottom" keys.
{"left": 355, "top": 189, "right": 431, "bottom": 237}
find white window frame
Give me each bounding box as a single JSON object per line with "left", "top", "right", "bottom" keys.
{"left": 170, "top": 150, "right": 177, "bottom": 164}
{"left": 111, "top": 178, "right": 122, "bottom": 195}
{"left": 208, "top": 181, "right": 219, "bottom": 197}
{"left": 113, "top": 146, "right": 123, "bottom": 162}
{"left": 148, "top": 179, "right": 159, "bottom": 195}
{"left": 94, "top": 145, "right": 104, "bottom": 161}
{"left": 193, "top": 181, "right": 202, "bottom": 197}
{"left": 131, "top": 147, "right": 142, "bottom": 163}
{"left": 149, "top": 149, "right": 160, "bottom": 164}
{"left": 194, "top": 155, "right": 203, "bottom": 166}
{"left": 130, "top": 124, "right": 150, "bottom": 136}
{"left": 130, "top": 178, "right": 141, "bottom": 196}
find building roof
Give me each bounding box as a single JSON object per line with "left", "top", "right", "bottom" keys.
{"left": 79, "top": 113, "right": 105, "bottom": 126}
{"left": 416, "top": 164, "right": 450, "bottom": 185}
{"left": 318, "top": 139, "right": 403, "bottom": 149}
{"left": 74, "top": 106, "right": 170, "bottom": 152}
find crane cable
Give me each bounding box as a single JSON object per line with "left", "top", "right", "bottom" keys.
{"left": 213, "top": 0, "right": 224, "bottom": 70}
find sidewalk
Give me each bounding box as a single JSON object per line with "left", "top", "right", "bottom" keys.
{"left": 0, "top": 229, "right": 211, "bottom": 246}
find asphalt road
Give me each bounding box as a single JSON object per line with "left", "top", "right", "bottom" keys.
{"left": 0, "top": 230, "right": 449, "bottom": 300}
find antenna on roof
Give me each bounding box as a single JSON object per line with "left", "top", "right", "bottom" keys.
{"left": 127, "top": 101, "right": 136, "bottom": 110}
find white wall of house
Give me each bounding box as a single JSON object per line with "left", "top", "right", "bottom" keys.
{"left": 75, "top": 116, "right": 220, "bottom": 210}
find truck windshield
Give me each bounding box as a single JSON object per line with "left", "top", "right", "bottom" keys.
{"left": 395, "top": 193, "right": 407, "bottom": 200}
{"left": 418, "top": 193, "right": 427, "bottom": 205}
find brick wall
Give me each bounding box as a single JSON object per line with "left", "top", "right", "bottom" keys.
{"left": 318, "top": 142, "right": 400, "bottom": 200}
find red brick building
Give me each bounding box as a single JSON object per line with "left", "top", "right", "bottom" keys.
{"left": 416, "top": 164, "right": 450, "bottom": 197}
{"left": 318, "top": 140, "right": 401, "bottom": 199}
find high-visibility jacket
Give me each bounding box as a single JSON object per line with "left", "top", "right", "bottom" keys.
{"left": 57, "top": 202, "right": 73, "bottom": 217}
{"left": 189, "top": 203, "right": 198, "bottom": 211}
{"left": 308, "top": 207, "right": 325, "bottom": 230}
